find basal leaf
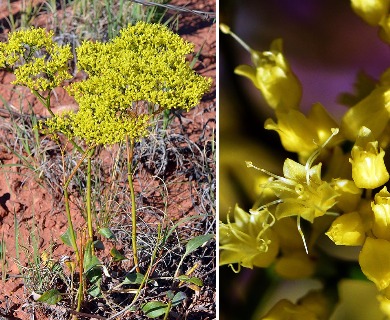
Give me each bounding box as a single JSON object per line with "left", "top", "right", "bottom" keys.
{"left": 142, "top": 301, "right": 168, "bottom": 318}
{"left": 37, "top": 289, "right": 61, "bottom": 305}
{"left": 185, "top": 234, "right": 214, "bottom": 256}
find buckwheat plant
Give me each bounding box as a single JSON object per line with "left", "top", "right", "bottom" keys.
{"left": 220, "top": 1, "right": 390, "bottom": 318}
{"left": 1, "top": 22, "right": 211, "bottom": 314}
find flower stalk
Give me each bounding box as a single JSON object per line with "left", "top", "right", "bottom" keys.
{"left": 126, "top": 136, "right": 140, "bottom": 273}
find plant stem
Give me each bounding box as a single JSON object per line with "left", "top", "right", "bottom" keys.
{"left": 126, "top": 136, "right": 140, "bottom": 272}
{"left": 86, "top": 148, "right": 95, "bottom": 242}
{"left": 63, "top": 187, "right": 80, "bottom": 262}
{"left": 62, "top": 146, "right": 94, "bottom": 315}
{"left": 163, "top": 300, "right": 172, "bottom": 320}
{"left": 32, "top": 90, "right": 85, "bottom": 154}
{"left": 107, "top": 225, "right": 162, "bottom": 320}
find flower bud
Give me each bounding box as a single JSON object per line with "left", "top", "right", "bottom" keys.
{"left": 326, "top": 212, "right": 366, "bottom": 246}
{"left": 359, "top": 237, "right": 390, "bottom": 291}
{"left": 372, "top": 187, "right": 390, "bottom": 241}
{"left": 350, "top": 126, "right": 389, "bottom": 189}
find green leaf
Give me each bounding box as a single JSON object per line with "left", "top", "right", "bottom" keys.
{"left": 185, "top": 234, "right": 214, "bottom": 256}
{"left": 37, "top": 289, "right": 61, "bottom": 305}
{"left": 172, "top": 291, "right": 187, "bottom": 306}
{"left": 83, "top": 241, "right": 101, "bottom": 273}
{"left": 60, "top": 227, "right": 74, "bottom": 247}
{"left": 122, "top": 272, "right": 145, "bottom": 285}
{"left": 142, "top": 301, "right": 169, "bottom": 318}
{"left": 98, "top": 227, "right": 116, "bottom": 240}
{"left": 110, "top": 247, "right": 126, "bottom": 261}
{"left": 86, "top": 268, "right": 102, "bottom": 298}
{"left": 177, "top": 275, "right": 203, "bottom": 287}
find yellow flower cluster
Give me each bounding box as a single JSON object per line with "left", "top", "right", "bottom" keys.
{"left": 220, "top": 1, "right": 390, "bottom": 317}
{"left": 45, "top": 21, "right": 211, "bottom": 145}
{"left": 0, "top": 27, "right": 72, "bottom": 92}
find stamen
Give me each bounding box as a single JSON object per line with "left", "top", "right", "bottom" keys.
{"left": 297, "top": 216, "right": 308, "bottom": 254}
{"left": 305, "top": 128, "right": 339, "bottom": 186}
{"left": 246, "top": 161, "right": 290, "bottom": 183}
{"left": 226, "top": 211, "right": 248, "bottom": 244}
{"left": 252, "top": 200, "right": 283, "bottom": 215}
{"left": 219, "top": 24, "right": 252, "bottom": 53}
{"left": 257, "top": 238, "right": 269, "bottom": 252}
{"left": 229, "top": 263, "right": 241, "bottom": 274}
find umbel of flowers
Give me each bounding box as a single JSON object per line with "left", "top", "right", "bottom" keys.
{"left": 44, "top": 22, "right": 211, "bottom": 145}
{"left": 0, "top": 27, "right": 73, "bottom": 92}
{"left": 0, "top": 22, "right": 211, "bottom": 145}
{"left": 220, "top": 0, "right": 390, "bottom": 318}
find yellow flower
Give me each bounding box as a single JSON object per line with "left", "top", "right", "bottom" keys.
{"left": 359, "top": 237, "right": 390, "bottom": 292}
{"left": 247, "top": 130, "right": 339, "bottom": 252}
{"left": 351, "top": 0, "right": 390, "bottom": 26}
{"left": 219, "top": 205, "right": 279, "bottom": 269}
{"left": 0, "top": 27, "right": 72, "bottom": 92}
{"left": 43, "top": 22, "right": 211, "bottom": 145}
{"left": 326, "top": 211, "right": 366, "bottom": 246}
{"left": 371, "top": 187, "right": 390, "bottom": 241}
{"left": 341, "top": 86, "right": 390, "bottom": 142}
{"left": 349, "top": 126, "right": 389, "bottom": 189}
{"left": 262, "top": 156, "right": 338, "bottom": 223}
{"left": 220, "top": 24, "right": 301, "bottom": 111}
{"left": 265, "top": 103, "right": 340, "bottom": 161}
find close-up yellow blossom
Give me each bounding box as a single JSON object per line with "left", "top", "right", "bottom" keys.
{"left": 371, "top": 187, "right": 390, "bottom": 241}
{"left": 350, "top": 126, "right": 389, "bottom": 189}
{"left": 359, "top": 237, "right": 390, "bottom": 292}
{"left": 263, "top": 154, "right": 339, "bottom": 223}
{"left": 220, "top": 0, "right": 390, "bottom": 318}
{"left": 326, "top": 211, "right": 366, "bottom": 246}
{"left": 219, "top": 205, "right": 279, "bottom": 269}
{"left": 264, "top": 103, "right": 340, "bottom": 161}
{"left": 220, "top": 24, "right": 302, "bottom": 112}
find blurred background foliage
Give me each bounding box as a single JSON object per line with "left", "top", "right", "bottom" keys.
{"left": 219, "top": 0, "right": 390, "bottom": 319}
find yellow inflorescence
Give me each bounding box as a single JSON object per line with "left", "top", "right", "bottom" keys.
{"left": 0, "top": 27, "right": 72, "bottom": 92}
{"left": 45, "top": 21, "right": 212, "bottom": 145}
